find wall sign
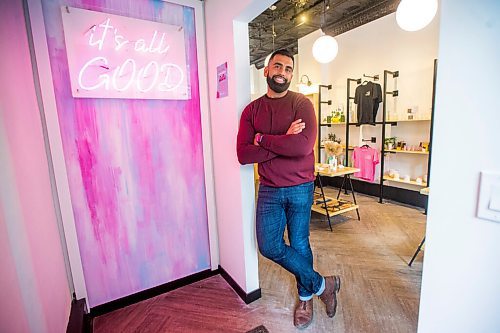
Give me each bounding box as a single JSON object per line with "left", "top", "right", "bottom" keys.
{"left": 61, "top": 6, "right": 189, "bottom": 99}
{"left": 216, "top": 62, "right": 228, "bottom": 98}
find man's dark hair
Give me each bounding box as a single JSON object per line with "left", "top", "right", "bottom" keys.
{"left": 268, "top": 49, "right": 294, "bottom": 68}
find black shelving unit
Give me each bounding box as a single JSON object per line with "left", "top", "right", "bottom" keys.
{"left": 379, "top": 69, "right": 399, "bottom": 203}
{"left": 342, "top": 73, "right": 399, "bottom": 199}
{"left": 343, "top": 74, "right": 396, "bottom": 184}
{"left": 321, "top": 67, "right": 434, "bottom": 208}
{"left": 344, "top": 78, "right": 360, "bottom": 167}
{"left": 408, "top": 59, "right": 438, "bottom": 267}
{"left": 344, "top": 75, "right": 398, "bottom": 166}
{"left": 317, "top": 84, "right": 332, "bottom": 161}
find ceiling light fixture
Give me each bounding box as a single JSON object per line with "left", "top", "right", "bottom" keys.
{"left": 312, "top": 34, "right": 338, "bottom": 63}
{"left": 312, "top": 0, "right": 338, "bottom": 64}
{"left": 290, "top": 0, "right": 308, "bottom": 8}
{"left": 296, "top": 13, "right": 308, "bottom": 27}
{"left": 396, "top": 0, "right": 438, "bottom": 32}
{"left": 264, "top": 6, "right": 278, "bottom": 67}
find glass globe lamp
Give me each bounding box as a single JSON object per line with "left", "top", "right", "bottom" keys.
{"left": 312, "top": 34, "right": 338, "bottom": 64}
{"left": 396, "top": 0, "right": 438, "bottom": 32}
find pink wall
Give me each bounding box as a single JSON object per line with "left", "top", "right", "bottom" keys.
{"left": 0, "top": 0, "right": 71, "bottom": 332}
{"left": 204, "top": 0, "right": 274, "bottom": 292}
{"left": 204, "top": 0, "right": 246, "bottom": 288}
{"left": 0, "top": 207, "right": 30, "bottom": 333}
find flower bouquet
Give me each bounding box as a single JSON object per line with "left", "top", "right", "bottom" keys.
{"left": 323, "top": 141, "right": 344, "bottom": 170}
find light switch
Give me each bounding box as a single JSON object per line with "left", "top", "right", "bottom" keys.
{"left": 489, "top": 184, "right": 500, "bottom": 212}
{"left": 477, "top": 171, "right": 500, "bottom": 222}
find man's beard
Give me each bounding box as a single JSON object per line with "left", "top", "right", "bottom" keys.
{"left": 267, "top": 75, "right": 291, "bottom": 94}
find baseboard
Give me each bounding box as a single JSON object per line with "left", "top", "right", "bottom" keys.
{"left": 66, "top": 297, "right": 91, "bottom": 333}
{"left": 324, "top": 177, "right": 428, "bottom": 208}
{"left": 218, "top": 265, "right": 261, "bottom": 304}
{"left": 88, "top": 268, "right": 218, "bottom": 318}
{"left": 80, "top": 266, "right": 261, "bottom": 319}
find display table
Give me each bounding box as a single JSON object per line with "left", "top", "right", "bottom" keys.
{"left": 313, "top": 164, "right": 361, "bottom": 231}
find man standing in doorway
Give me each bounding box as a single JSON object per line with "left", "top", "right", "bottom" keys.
{"left": 237, "top": 49, "right": 341, "bottom": 329}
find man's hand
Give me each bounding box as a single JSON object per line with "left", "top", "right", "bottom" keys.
{"left": 286, "top": 119, "right": 306, "bottom": 135}
{"left": 254, "top": 133, "right": 262, "bottom": 146}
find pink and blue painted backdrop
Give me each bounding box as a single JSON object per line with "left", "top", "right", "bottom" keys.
{"left": 41, "top": 0, "right": 210, "bottom": 307}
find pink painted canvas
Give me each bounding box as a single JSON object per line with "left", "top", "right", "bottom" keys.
{"left": 41, "top": 0, "right": 210, "bottom": 307}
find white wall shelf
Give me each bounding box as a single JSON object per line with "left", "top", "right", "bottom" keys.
{"left": 385, "top": 149, "right": 429, "bottom": 155}
{"left": 383, "top": 175, "right": 427, "bottom": 187}
{"left": 320, "top": 122, "right": 346, "bottom": 126}
{"left": 386, "top": 118, "right": 431, "bottom": 122}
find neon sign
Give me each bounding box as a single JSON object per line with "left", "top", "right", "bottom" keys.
{"left": 61, "top": 7, "right": 189, "bottom": 100}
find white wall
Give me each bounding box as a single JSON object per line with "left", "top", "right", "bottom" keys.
{"left": 297, "top": 13, "right": 439, "bottom": 187}
{"left": 204, "top": 0, "right": 274, "bottom": 293}
{"left": 250, "top": 65, "right": 267, "bottom": 101}
{"left": 418, "top": 1, "right": 500, "bottom": 332}
{"left": 299, "top": 13, "right": 439, "bottom": 121}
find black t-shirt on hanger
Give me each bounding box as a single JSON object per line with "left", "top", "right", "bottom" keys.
{"left": 354, "top": 81, "right": 382, "bottom": 124}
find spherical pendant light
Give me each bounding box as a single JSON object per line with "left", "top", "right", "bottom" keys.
{"left": 396, "top": 0, "right": 438, "bottom": 32}
{"left": 312, "top": 34, "right": 338, "bottom": 64}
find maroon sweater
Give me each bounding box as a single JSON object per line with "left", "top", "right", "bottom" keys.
{"left": 237, "top": 91, "right": 317, "bottom": 187}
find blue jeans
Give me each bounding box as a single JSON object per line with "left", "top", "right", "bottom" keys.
{"left": 256, "top": 182, "right": 323, "bottom": 299}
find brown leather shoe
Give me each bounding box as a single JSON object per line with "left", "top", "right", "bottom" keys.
{"left": 293, "top": 299, "right": 313, "bottom": 329}
{"left": 319, "top": 275, "right": 341, "bottom": 318}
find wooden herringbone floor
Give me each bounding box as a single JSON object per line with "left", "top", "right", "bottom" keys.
{"left": 93, "top": 191, "right": 426, "bottom": 333}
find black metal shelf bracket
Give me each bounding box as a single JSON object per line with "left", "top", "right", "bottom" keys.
{"left": 385, "top": 70, "right": 399, "bottom": 78}
{"left": 362, "top": 137, "right": 376, "bottom": 143}
{"left": 317, "top": 84, "right": 333, "bottom": 161}
{"left": 363, "top": 74, "right": 379, "bottom": 81}
{"left": 348, "top": 121, "right": 397, "bottom": 126}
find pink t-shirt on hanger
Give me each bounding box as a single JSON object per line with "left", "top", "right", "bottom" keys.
{"left": 352, "top": 146, "right": 379, "bottom": 182}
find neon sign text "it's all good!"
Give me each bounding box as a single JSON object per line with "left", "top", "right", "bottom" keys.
{"left": 61, "top": 6, "right": 189, "bottom": 100}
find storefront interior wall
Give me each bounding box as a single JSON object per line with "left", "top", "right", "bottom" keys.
{"left": 299, "top": 12, "right": 439, "bottom": 186}
{"left": 252, "top": 12, "right": 440, "bottom": 188}
{"left": 1, "top": 0, "right": 499, "bottom": 331}
{"left": 247, "top": 1, "right": 500, "bottom": 332}
{"left": 204, "top": 0, "right": 275, "bottom": 294}
{"left": 0, "top": 0, "right": 71, "bottom": 332}
{"left": 418, "top": 1, "right": 500, "bottom": 331}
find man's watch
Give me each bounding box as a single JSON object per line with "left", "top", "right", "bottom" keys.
{"left": 256, "top": 133, "right": 264, "bottom": 144}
